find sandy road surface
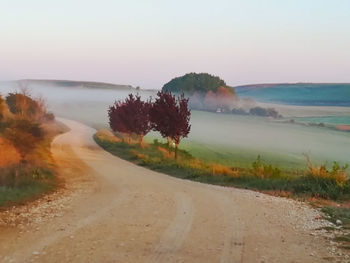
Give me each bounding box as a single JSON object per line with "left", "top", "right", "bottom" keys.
{"left": 0, "top": 118, "right": 340, "bottom": 262}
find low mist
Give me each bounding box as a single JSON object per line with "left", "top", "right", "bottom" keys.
{"left": 1, "top": 81, "right": 349, "bottom": 168}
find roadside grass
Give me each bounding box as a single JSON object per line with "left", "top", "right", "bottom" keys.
{"left": 0, "top": 163, "right": 57, "bottom": 207}
{"left": 321, "top": 206, "right": 350, "bottom": 249}
{"left": 0, "top": 181, "right": 55, "bottom": 207}
{"left": 322, "top": 207, "right": 350, "bottom": 226}
{"left": 0, "top": 121, "right": 67, "bottom": 207}
{"left": 94, "top": 130, "right": 350, "bottom": 201}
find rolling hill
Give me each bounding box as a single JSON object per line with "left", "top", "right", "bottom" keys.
{"left": 235, "top": 83, "right": 350, "bottom": 106}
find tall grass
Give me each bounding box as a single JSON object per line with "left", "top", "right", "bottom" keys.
{"left": 0, "top": 163, "right": 56, "bottom": 206}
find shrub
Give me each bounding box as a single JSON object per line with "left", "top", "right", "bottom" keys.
{"left": 211, "top": 163, "right": 238, "bottom": 177}
{"left": 249, "top": 107, "right": 281, "bottom": 118}
{"left": 231, "top": 108, "right": 248, "bottom": 115}
{"left": 304, "top": 154, "right": 348, "bottom": 187}
{"left": 0, "top": 163, "right": 53, "bottom": 188}
{"left": 45, "top": 112, "right": 55, "bottom": 121}
{"left": 0, "top": 137, "right": 21, "bottom": 167}
{"left": 251, "top": 155, "right": 282, "bottom": 178}
{"left": 0, "top": 95, "right": 5, "bottom": 121}
{"left": 292, "top": 176, "right": 345, "bottom": 200}
{"left": 4, "top": 118, "right": 44, "bottom": 160}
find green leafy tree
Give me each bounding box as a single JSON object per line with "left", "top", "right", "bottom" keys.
{"left": 162, "top": 72, "right": 235, "bottom": 95}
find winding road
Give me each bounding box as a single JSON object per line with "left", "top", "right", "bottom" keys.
{"left": 0, "top": 118, "right": 334, "bottom": 262}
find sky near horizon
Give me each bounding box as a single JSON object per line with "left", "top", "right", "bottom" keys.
{"left": 1, "top": 0, "right": 350, "bottom": 89}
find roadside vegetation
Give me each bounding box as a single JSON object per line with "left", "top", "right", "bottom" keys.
{"left": 0, "top": 87, "right": 63, "bottom": 206}
{"left": 321, "top": 206, "right": 350, "bottom": 250}
{"left": 95, "top": 132, "right": 350, "bottom": 201}
{"left": 97, "top": 92, "right": 350, "bottom": 201}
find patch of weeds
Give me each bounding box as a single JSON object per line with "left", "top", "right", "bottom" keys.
{"left": 322, "top": 207, "right": 350, "bottom": 226}
{"left": 0, "top": 163, "right": 56, "bottom": 206}
{"left": 334, "top": 234, "right": 350, "bottom": 242}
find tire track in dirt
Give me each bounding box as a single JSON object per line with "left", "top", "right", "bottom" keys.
{"left": 4, "top": 133, "right": 130, "bottom": 263}
{"left": 219, "top": 195, "right": 245, "bottom": 263}
{"left": 148, "top": 192, "right": 194, "bottom": 263}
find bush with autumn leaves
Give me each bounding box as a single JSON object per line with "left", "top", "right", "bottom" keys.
{"left": 0, "top": 89, "right": 56, "bottom": 191}
{"left": 108, "top": 91, "right": 191, "bottom": 159}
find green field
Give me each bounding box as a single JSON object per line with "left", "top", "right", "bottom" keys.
{"left": 145, "top": 111, "right": 350, "bottom": 171}
{"left": 236, "top": 83, "right": 350, "bottom": 106}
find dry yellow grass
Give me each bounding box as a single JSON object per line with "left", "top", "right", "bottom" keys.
{"left": 308, "top": 165, "right": 347, "bottom": 186}
{"left": 0, "top": 137, "right": 21, "bottom": 168}
{"left": 131, "top": 150, "right": 148, "bottom": 160}
{"left": 305, "top": 154, "right": 348, "bottom": 186}
{"left": 211, "top": 163, "right": 238, "bottom": 177}
{"left": 157, "top": 146, "right": 174, "bottom": 159}
{"left": 95, "top": 129, "right": 121, "bottom": 143}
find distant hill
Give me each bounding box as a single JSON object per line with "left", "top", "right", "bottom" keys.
{"left": 162, "top": 73, "right": 235, "bottom": 94}
{"left": 17, "top": 79, "right": 135, "bottom": 91}
{"left": 235, "top": 83, "right": 350, "bottom": 106}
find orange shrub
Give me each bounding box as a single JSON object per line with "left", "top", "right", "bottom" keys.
{"left": 211, "top": 163, "right": 238, "bottom": 177}
{"left": 95, "top": 129, "right": 121, "bottom": 143}
{"left": 305, "top": 154, "right": 348, "bottom": 187}
{"left": 131, "top": 150, "right": 148, "bottom": 160}
{"left": 157, "top": 146, "right": 174, "bottom": 159}
{"left": 0, "top": 137, "right": 21, "bottom": 168}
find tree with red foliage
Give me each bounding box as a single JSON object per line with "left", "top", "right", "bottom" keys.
{"left": 203, "top": 90, "right": 217, "bottom": 111}
{"left": 150, "top": 91, "right": 191, "bottom": 160}
{"left": 108, "top": 94, "right": 151, "bottom": 145}
{"left": 216, "top": 86, "right": 237, "bottom": 111}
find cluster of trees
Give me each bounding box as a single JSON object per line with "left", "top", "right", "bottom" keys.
{"left": 249, "top": 107, "right": 281, "bottom": 118}
{"left": 231, "top": 106, "right": 281, "bottom": 118}
{"left": 161, "top": 73, "right": 239, "bottom": 112}
{"left": 162, "top": 72, "right": 235, "bottom": 95}
{"left": 190, "top": 86, "right": 237, "bottom": 112}
{"left": 0, "top": 89, "right": 54, "bottom": 161}
{"left": 108, "top": 92, "right": 191, "bottom": 159}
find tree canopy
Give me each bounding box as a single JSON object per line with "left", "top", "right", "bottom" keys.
{"left": 162, "top": 73, "right": 234, "bottom": 95}
{"left": 108, "top": 94, "right": 152, "bottom": 145}
{"left": 150, "top": 92, "right": 191, "bottom": 159}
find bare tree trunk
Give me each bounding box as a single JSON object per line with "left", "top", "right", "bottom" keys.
{"left": 175, "top": 144, "right": 178, "bottom": 160}
{"left": 139, "top": 135, "right": 144, "bottom": 147}
{"left": 167, "top": 137, "right": 172, "bottom": 154}
{"left": 167, "top": 137, "right": 171, "bottom": 147}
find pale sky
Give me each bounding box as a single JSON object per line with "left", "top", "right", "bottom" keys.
{"left": 1, "top": 0, "right": 350, "bottom": 89}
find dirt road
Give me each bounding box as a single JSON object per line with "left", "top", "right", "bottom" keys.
{"left": 0, "top": 118, "right": 340, "bottom": 262}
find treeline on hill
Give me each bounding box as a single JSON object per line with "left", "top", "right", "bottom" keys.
{"left": 107, "top": 91, "right": 191, "bottom": 159}
{"left": 0, "top": 89, "right": 58, "bottom": 206}
{"left": 162, "top": 73, "right": 281, "bottom": 118}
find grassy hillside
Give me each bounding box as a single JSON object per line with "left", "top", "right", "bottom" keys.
{"left": 235, "top": 83, "right": 350, "bottom": 106}
{"left": 16, "top": 79, "right": 135, "bottom": 90}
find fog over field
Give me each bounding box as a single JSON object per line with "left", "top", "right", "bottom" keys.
{"left": 1, "top": 81, "right": 349, "bottom": 169}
